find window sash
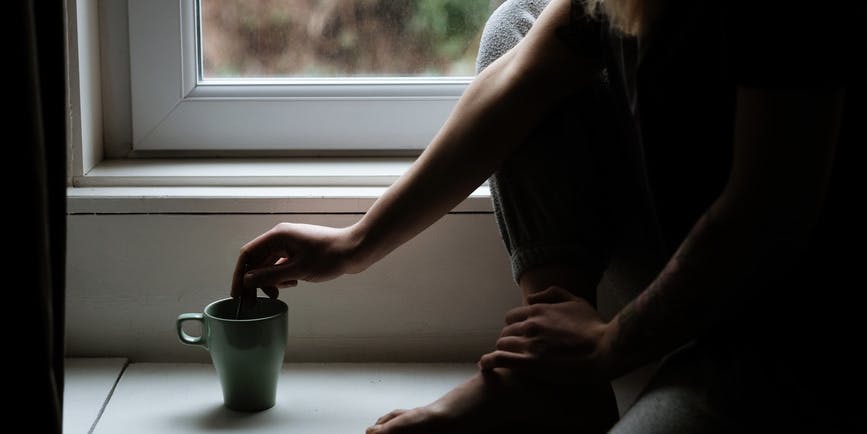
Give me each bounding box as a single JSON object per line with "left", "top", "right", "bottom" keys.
{"left": 128, "top": 0, "right": 470, "bottom": 151}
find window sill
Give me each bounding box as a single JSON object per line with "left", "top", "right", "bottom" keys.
{"left": 69, "top": 158, "right": 492, "bottom": 214}
{"left": 69, "top": 359, "right": 656, "bottom": 432}
{"left": 64, "top": 358, "right": 128, "bottom": 434}
{"left": 91, "top": 362, "right": 475, "bottom": 434}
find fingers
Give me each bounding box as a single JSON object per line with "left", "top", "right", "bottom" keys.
{"left": 495, "top": 336, "right": 529, "bottom": 353}
{"left": 248, "top": 255, "right": 286, "bottom": 298}
{"left": 478, "top": 350, "right": 534, "bottom": 371}
{"left": 504, "top": 305, "right": 531, "bottom": 325}
{"left": 497, "top": 335, "right": 565, "bottom": 359}
{"left": 257, "top": 281, "right": 297, "bottom": 300}
{"left": 244, "top": 261, "right": 305, "bottom": 289}
{"left": 231, "top": 229, "right": 292, "bottom": 297}
{"left": 504, "top": 287, "right": 577, "bottom": 326}
{"left": 526, "top": 286, "right": 576, "bottom": 305}
{"left": 500, "top": 319, "right": 541, "bottom": 337}
{"left": 261, "top": 286, "right": 279, "bottom": 299}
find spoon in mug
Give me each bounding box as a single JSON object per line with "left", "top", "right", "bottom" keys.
{"left": 235, "top": 263, "right": 249, "bottom": 320}
{"left": 234, "top": 296, "right": 244, "bottom": 320}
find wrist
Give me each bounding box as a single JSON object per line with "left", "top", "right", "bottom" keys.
{"left": 598, "top": 312, "right": 669, "bottom": 381}
{"left": 595, "top": 319, "right": 633, "bottom": 381}
{"left": 341, "top": 221, "right": 375, "bottom": 274}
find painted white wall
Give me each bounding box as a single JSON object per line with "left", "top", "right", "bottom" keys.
{"left": 67, "top": 213, "right": 522, "bottom": 362}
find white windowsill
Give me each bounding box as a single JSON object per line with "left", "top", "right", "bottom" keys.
{"left": 64, "top": 358, "right": 128, "bottom": 434}
{"left": 91, "top": 362, "right": 476, "bottom": 434}
{"left": 69, "top": 359, "right": 655, "bottom": 432}
{"left": 69, "top": 159, "right": 492, "bottom": 214}
{"left": 76, "top": 158, "right": 418, "bottom": 187}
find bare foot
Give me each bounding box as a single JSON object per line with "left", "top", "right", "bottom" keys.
{"left": 366, "top": 369, "right": 618, "bottom": 434}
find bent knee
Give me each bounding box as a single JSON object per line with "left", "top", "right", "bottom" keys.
{"left": 477, "top": 0, "right": 552, "bottom": 72}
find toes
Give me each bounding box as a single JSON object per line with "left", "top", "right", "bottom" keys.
{"left": 367, "top": 409, "right": 448, "bottom": 434}
{"left": 375, "top": 409, "right": 408, "bottom": 426}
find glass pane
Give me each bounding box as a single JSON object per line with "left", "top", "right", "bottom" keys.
{"left": 199, "top": 0, "right": 503, "bottom": 79}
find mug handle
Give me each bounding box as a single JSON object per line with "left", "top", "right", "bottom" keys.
{"left": 177, "top": 313, "right": 206, "bottom": 348}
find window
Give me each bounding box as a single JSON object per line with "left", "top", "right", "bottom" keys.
{"left": 200, "top": 0, "right": 488, "bottom": 79}
{"left": 127, "top": 0, "right": 498, "bottom": 152}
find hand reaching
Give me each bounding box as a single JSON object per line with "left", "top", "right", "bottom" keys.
{"left": 230, "top": 223, "right": 365, "bottom": 300}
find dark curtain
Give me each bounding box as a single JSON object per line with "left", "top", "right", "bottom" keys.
{"left": 13, "top": 0, "right": 66, "bottom": 432}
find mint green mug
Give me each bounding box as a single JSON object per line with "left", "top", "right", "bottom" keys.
{"left": 177, "top": 297, "right": 288, "bottom": 411}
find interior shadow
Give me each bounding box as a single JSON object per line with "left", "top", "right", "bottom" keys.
{"left": 169, "top": 403, "right": 294, "bottom": 431}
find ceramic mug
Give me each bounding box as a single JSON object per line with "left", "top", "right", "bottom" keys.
{"left": 177, "top": 297, "right": 288, "bottom": 411}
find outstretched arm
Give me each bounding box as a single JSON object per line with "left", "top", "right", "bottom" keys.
{"left": 349, "top": 0, "right": 602, "bottom": 268}
{"left": 235, "top": 0, "right": 603, "bottom": 296}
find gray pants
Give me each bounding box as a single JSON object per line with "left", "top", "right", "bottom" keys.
{"left": 477, "top": 1, "right": 845, "bottom": 433}
{"left": 479, "top": 0, "right": 656, "bottom": 302}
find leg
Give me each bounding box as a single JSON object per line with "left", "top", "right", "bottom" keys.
{"left": 612, "top": 336, "right": 867, "bottom": 434}
{"left": 369, "top": 1, "right": 624, "bottom": 432}
{"left": 489, "top": 51, "right": 636, "bottom": 307}
{"left": 369, "top": 368, "right": 592, "bottom": 434}
{"left": 370, "top": 96, "right": 623, "bottom": 432}
{"left": 609, "top": 339, "right": 826, "bottom": 434}
{"left": 609, "top": 343, "right": 733, "bottom": 434}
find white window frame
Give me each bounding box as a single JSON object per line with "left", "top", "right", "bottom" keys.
{"left": 67, "top": 0, "right": 491, "bottom": 208}
{"left": 127, "top": 0, "right": 471, "bottom": 151}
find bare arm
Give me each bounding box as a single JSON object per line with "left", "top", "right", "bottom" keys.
{"left": 600, "top": 87, "right": 844, "bottom": 377}
{"left": 348, "top": 0, "right": 602, "bottom": 270}
{"left": 236, "top": 0, "right": 603, "bottom": 295}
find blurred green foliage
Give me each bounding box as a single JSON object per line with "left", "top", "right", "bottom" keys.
{"left": 410, "top": 0, "right": 492, "bottom": 59}
{"left": 201, "top": 0, "right": 502, "bottom": 78}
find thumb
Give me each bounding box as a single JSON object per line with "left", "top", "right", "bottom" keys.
{"left": 526, "top": 286, "right": 576, "bottom": 305}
